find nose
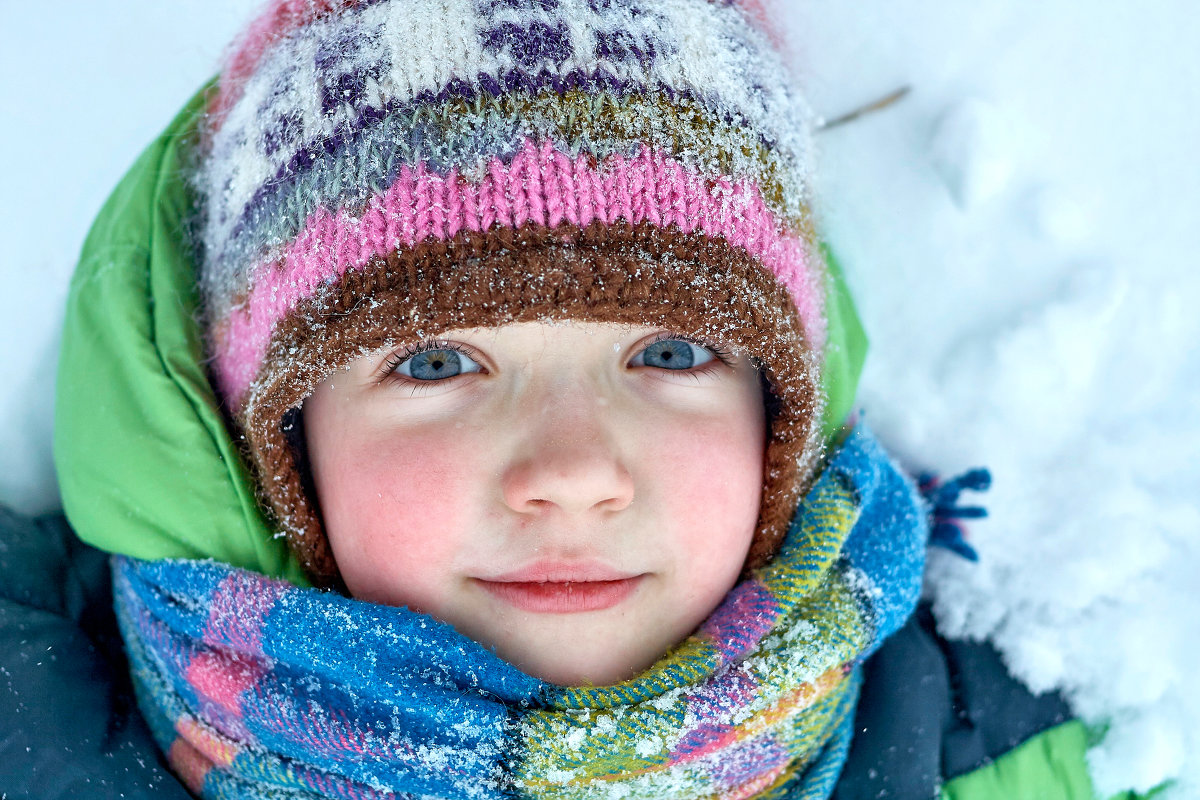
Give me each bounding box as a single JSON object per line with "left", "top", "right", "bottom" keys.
{"left": 500, "top": 397, "right": 635, "bottom": 516}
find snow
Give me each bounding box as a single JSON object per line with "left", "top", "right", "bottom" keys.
{"left": 1, "top": 0, "right": 1197, "bottom": 796}
{"left": 929, "top": 98, "right": 1019, "bottom": 209}
{"left": 790, "top": 2, "right": 1200, "bottom": 796}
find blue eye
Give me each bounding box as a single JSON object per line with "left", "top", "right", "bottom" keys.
{"left": 631, "top": 338, "right": 716, "bottom": 370}
{"left": 394, "top": 347, "right": 482, "bottom": 381}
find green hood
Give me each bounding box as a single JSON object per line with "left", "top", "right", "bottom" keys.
{"left": 53, "top": 85, "right": 865, "bottom": 581}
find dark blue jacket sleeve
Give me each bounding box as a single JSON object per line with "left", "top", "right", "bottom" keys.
{"left": 833, "top": 603, "right": 1074, "bottom": 800}
{"left": 0, "top": 506, "right": 191, "bottom": 799}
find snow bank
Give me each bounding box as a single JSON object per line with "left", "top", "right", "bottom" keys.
{"left": 790, "top": 1, "right": 1200, "bottom": 795}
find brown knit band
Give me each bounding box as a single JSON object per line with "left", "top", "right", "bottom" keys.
{"left": 235, "top": 220, "right": 825, "bottom": 586}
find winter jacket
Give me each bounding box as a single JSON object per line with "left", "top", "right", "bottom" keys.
{"left": 0, "top": 86, "right": 1139, "bottom": 799}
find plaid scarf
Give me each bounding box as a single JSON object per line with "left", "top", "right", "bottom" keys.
{"left": 114, "top": 424, "right": 926, "bottom": 800}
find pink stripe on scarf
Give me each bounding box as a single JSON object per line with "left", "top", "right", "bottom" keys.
{"left": 177, "top": 572, "right": 285, "bottom": 726}
{"left": 203, "top": 572, "right": 287, "bottom": 655}
{"left": 214, "top": 139, "right": 825, "bottom": 405}
{"left": 185, "top": 650, "right": 266, "bottom": 718}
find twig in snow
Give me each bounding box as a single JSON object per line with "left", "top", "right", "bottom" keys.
{"left": 816, "top": 86, "right": 911, "bottom": 132}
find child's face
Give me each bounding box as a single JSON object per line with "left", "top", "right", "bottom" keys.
{"left": 304, "top": 321, "right": 766, "bottom": 685}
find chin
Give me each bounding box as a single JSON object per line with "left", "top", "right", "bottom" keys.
{"left": 498, "top": 636, "right": 669, "bottom": 687}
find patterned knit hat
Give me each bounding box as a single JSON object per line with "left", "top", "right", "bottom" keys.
{"left": 195, "top": 0, "right": 831, "bottom": 587}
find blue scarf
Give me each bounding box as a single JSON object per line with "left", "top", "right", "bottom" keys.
{"left": 114, "top": 424, "right": 927, "bottom": 799}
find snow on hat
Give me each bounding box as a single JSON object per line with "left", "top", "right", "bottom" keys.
{"left": 194, "top": 0, "right": 831, "bottom": 586}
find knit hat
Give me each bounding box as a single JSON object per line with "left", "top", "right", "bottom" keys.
{"left": 194, "top": 0, "right": 832, "bottom": 587}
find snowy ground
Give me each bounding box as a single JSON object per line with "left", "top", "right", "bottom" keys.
{"left": 2, "top": 1, "right": 1197, "bottom": 796}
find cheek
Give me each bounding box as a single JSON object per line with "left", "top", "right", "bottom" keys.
{"left": 313, "top": 423, "right": 478, "bottom": 609}
{"left": 648, "top": 406, "right": 766, "bottom": 573}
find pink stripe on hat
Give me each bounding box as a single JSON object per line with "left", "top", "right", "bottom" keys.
{"left": 213, "top": 139, "right": 825, "bottom": 406}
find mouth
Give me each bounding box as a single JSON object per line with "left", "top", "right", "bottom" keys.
{"left": 475, "top": 577, "right": 643, "bottom": 613}
{"left": 474, "top": 562, "right": 644, "bottom": 613}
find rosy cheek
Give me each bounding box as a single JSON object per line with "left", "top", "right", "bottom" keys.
{"left": 650, "top": 413, "right": 764, "bottom": 582}
{"left": 321, "top": 426, "right": 475, "bottom": 611}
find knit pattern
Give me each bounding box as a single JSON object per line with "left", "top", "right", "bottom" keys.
{"left": 195, "top": 0, "right": 822, "bottom": 408}
{"left": 214, "top": 139, "right": 823, "bottom": 399}
{"left": 114, "top": 424, "right": 928, "bottom": 800}
{"left": 213, "top": 89, "right": 803, "bottom": 281}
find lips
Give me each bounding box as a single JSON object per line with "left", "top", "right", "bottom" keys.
{"left": 475, "top": 562, "right": 643, "bottom": 613}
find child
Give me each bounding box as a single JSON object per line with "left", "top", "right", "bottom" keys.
{"left": 5, "top": 0, "right": 1110, "bottom": 798}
